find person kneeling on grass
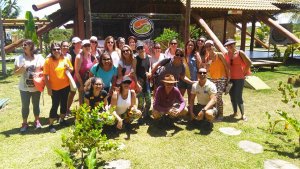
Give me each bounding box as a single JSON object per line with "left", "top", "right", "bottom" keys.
{"left": 84, "top": 77, "right": 108, "bottom": 110}
{"left": 152, "top": 74, "right": 188, "bottom": 124}
{"left": 189, "top": 68, "right": 218, "bottom": 127}
{"left": 110, "top": 76, "right": 142, "bottom": 130}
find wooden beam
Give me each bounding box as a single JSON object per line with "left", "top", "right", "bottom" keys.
{"left": 0, "top": 8, "right": 7, "bottom": 76}
{"left": 32, "top": 0, "right": 60, "bottom": 11}
{"left": 250, "top": 15, "right": 256, "bottom": 51}
{"left": 235, "top": 24, "right": 269, "bottom": 49}
{"left": 184, "top": 0, "right": 191, "bottom": 44}
{"left": 84, "top": 0, "right": 92, "bottom": 38}
{"left": 75, "top": 0, "right": 85, "bottom": 39}
{"left": 223, "top": 15, "right": 227, "bottom": 44}
{"left": 258, "top": 15, "right": 300, "bottom": 44}
{"left": 240, "top": 20, "right": 247, "bottom": 51}
{"left": 191, "top": 12, "right": 227, "bottom": 54}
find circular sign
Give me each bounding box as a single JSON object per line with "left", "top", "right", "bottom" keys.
{"left": 129, "top": 16, "right": 154, "bottom": 38}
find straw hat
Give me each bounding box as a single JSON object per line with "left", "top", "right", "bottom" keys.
{"left": 161, "top": 74, "right": 178, "bottom": 83}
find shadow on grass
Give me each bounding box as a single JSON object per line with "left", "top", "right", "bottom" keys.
{"left": 0, "top": 117, "right": 75, "bottom": 137}
{"left": 103, "top": 122, "right": 140, "bottom": 140}
{"left": 264, "top": 141, "right": 299, "bottom": 159}
{"left": 147, "top": 119, "right": 183, "bottom": 137}
{"left": 220, "top": 116, "right": 240, "bottom": 123}
{"left": 185, "top": 120, "right": 213, "bottom": 135}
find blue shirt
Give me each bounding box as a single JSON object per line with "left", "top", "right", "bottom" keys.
{"left": 90, "top": 64, "right": 117, "bottom": 89}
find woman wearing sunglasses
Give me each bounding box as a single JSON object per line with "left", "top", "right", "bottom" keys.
{"left": 196, "top": 36, "right": 207, "bottom": 68}
{"left": 104, "top": 36, "right": 120, "bottom": 68}
{"left": 44, "top": 43, "right": 73, "bottom": 133}
{"left": 110, "top": 76, "right": 141, "bottom": 130}
{"left": 204, "top": 40, "right": 229, "bottom": 121}
{"left": 14, "top": 39, "right": 45, "bottom": 132}
{"left": 90, "top": 36, "right": 102, "bottom": 63}
{"left": 164, "top": 39, "right": 178, "bottom": 59}
{"left": 84, "top": 77, "right": 108, "bottom": 110}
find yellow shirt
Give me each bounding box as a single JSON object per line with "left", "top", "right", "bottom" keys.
{"left": 44, "top": 56, "right": 73, "bottom": 90}
{"left": 208, "top": 53, "right": 227, "bottom": 79}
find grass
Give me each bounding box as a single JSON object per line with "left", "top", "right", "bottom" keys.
{"left": 0, "top": 62, "right": 300, "bottom": 168}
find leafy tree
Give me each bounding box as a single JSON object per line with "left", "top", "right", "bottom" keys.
{"left": 24, "top": 11, "right": 38, "bottom": 45}
{"left": 154, "top": 28, "right": 180, "bottom": 51}
{"left": 0, "top": 0, "right": 20, "bottom": 18}
{"left": 48, "top": 28, "right": 73, "bottom": 42}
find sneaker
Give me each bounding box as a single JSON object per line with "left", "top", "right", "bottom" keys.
{"left": 20, "top": 123, "right": 28, "bottom": 132}
{"left": 59, "top": 119, "right": 68, "bottom": 126}
{"left": 49, "top": 125, "right": 56, "bottom": 133}
{"left": 35, "top": 120, "right": 42, "bottom": 129}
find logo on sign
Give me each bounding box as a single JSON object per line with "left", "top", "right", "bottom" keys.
{"left": 129, "top": 16, "right": 154, "bottom": 37}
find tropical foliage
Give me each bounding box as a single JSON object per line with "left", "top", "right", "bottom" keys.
{"left": 0, "top": 0, "right": 20, "bottom": 18}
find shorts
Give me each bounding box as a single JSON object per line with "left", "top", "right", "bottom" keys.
{"left": 192, "top": 104, "right": 218, "bottom": 117}
{"left": 177, "top": 80, "right": 192, "bottom": 90}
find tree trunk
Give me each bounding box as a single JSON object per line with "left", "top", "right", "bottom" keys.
{"left": 0, "top": 8, "right": 7, "bottom": 76}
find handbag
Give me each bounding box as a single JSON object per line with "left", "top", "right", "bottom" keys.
{"left": 33, "top": 71, "right": 45, "bottom": 92}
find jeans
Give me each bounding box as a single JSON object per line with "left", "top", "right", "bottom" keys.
{"left": 20, "top": 90, "right": 41, "bottom": 119}
{"left": 49, "top": 86, "right": 70, "bottom": 118}
{"left": 137, "top": 92, "right": 151, "bottom": 117}
{"left": 229, "top": 79, "right": 244, "bottom": 113}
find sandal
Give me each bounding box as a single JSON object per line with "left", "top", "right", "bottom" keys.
{"left": 242, "top": 115, "right": 248, "bottom": 122}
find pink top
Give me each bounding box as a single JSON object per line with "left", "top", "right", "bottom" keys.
{"left": 225, "top": 51, "right": 245, "bottom": 79}
{"left": 74, "top": 53, "right": 93, "bottom": 82}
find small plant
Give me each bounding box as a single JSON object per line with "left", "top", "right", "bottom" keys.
{"left": 154, "top": 28, "right": 180, "bottom": 51}
{"left": 55, "top": 103, "right": 119, "bottom": 168}
{"left": 265, "top": 82, "right": 300, "bottom": 152}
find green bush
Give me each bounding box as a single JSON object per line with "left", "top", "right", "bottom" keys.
{"left": 56, "top": 103, "right": 118, "bottom": 168}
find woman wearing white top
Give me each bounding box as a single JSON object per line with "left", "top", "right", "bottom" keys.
{"left": 14, "top": 39, "right": 45, "bottom": 132}
{"left": 104, "top": 36, "right": 120, "bottom": 68}
{"left": 111, "top": 76, "right": 141, "bottom": 129}
{"left": 164, "top": 39, "right": 178, "bottom": 59}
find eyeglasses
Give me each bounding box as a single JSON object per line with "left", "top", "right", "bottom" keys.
{"left": 170, "top": 43, "right": 177, "bottom": 45}
{"left": 175, "top": 54, "right": 184, "bottom": 57}
{"left": 102, "top": 58, "right": 111, "bottom": 61}
{"left": 107, "top": 41, "right": 114, "bottom": 44}
{"left": 90, "top": 41, "right": 97, "bottom": 44}
{"left": 52, "top": 48, "right": 61, "bottom": 51}
{"left": 83, "top": 44, "right": 91, "bottom": 48}
{"left": 137, "top": 46, "right": 143, "bottom": 50}
{"left": 198, "top": 72, "right": 207, "bottom": 75}
{"left": 122, "top": 49, "right": 130, "bottom": 53}
{"left": 94, "top": 83, "right": 102, "bottom": 86}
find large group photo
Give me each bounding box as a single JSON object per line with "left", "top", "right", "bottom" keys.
{"left": 0, "top": 0, "right": 300, "bottom": 168}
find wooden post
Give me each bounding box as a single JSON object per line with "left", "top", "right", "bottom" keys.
{"left": 184, "top": 0, "right": 191, "bottom": 44}
{"left": 84, "top": 0, "right": 92, "bottom": 38}
{"left": 250, "top": 15, "right": 256, "bottom": 51}
{"left": 0, "top": 9, "right": 7, "bottom": 76}
{"left": 75, "top": 0, "right": 85, "bottom": 39}
{"left": 223, "top": 15, "right": 227, "bottom": 44}
{"left": 240, "top": 19, "right": 247, "bottom": 51}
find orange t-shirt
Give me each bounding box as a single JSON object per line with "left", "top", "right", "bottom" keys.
{"left": 44, "top": 56, "right": 73, "bottom": 90}
{"left": 225, "top": 51, "right": 245, "bottom": 79}
{"left": 208, "top": 53, "right": 227, "bottom": 79}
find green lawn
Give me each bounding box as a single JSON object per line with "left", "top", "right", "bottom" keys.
{"left": 0, "top": 62, "right": 299, "bottom": 168}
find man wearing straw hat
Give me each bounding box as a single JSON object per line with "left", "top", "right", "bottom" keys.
{"left": 152, "top": 74, "right": 188, "bottom": 122}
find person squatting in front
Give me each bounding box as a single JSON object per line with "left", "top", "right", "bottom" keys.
{"left": 110, "top": 76, "right": 142, "bottom": 130}
{"left": 189, "top": 68, "right": 218, "bottom": 127}
{"left": 152, "top": 74, "right": 188, "bottom": 125}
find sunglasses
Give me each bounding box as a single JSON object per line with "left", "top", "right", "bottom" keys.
{"left": 197, "top": 39, "right": 205, "bottom": 42}
{"left": 175, "top": 54, "right": 184, "bottom": 57}
{"left": 102, "top": 58, "right": 111, "bottom": 61}
{"left": 90, "top": 41, "right": 97, "bottom": 44}
{"left": 170, "top": 43, "right": 177, "bottom": 45}
{"left": 198, "top": 72, "right": 207, "bottom": 75}
{"left": 52, "top": 48, "right": 61, "bottom": 51}
{"left": 83, "top": 44, "right": 91, "bottom": 48}
{"left": 137, "top": 46, "right": 144, "bottom": 50}
{"left": 22, "top": 44, "right": 28, "bottom": 47}
{"left": 122, "top": 49, "right": 130, "bottom": 53}
{"left": 107, "top": 41, "right": 114, "bottom": 44}
{"left": 122, "top": 80, "right": 132, "bottom": 84}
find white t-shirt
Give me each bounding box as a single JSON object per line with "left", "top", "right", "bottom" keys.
{"left": 164, "top": 48, "right": 175, "bottom": 59}
{"left": 110, "top": 50, "right": 120, "bottom": 68}
{"left": 14, "top": 54, "right": 45, "bottom": 92}
{"left": 191, "top": 79, "right": 217, "bottom": 105}
{"left": 150, "top": 53, "right": 165, "bottom": 68}
{"left": 116, "top": 90, "right": 132, "bottom": 115}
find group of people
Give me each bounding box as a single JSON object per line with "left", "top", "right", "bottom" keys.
{"left": 14, "top": 35, "right": 251, "bottom": 133}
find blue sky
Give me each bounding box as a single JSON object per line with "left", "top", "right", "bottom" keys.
{"left": 17, "top": 0, "right": 60, "bottom": 19}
